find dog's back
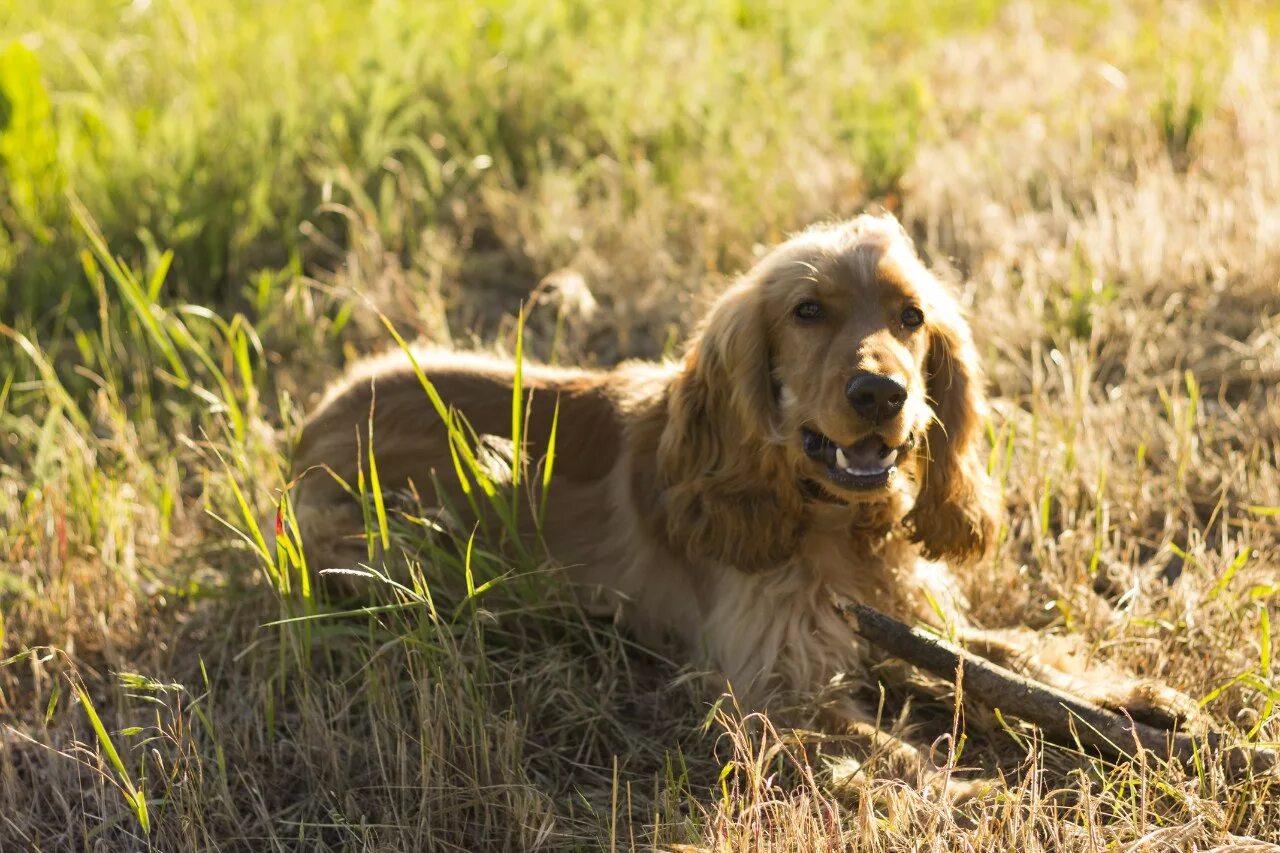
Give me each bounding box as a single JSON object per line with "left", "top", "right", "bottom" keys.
{"left": 291, "top": 350, "right": 609, "bottom": 562}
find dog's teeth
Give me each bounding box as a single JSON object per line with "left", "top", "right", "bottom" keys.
{"left": 883, "top": 449, "right": 899, "bottom": 466}
{"left": 834, "top": 448, "right": 850, "bottom": 469}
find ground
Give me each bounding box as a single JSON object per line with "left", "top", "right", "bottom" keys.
{"left": 2, "top": 0, "right": 1279, "bottom": 849}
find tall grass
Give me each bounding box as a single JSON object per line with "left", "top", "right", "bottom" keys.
{"left": 3, "top": 0, "right": 1280, "bottom": 849}
{"left": 1, "top": 0, "right": 995, "bottom": 331}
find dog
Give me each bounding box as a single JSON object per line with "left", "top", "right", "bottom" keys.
{"left": 290, "top": 214, "right": 1199, "bottom": 792}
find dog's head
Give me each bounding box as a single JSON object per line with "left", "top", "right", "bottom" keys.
{"left": 659, "top": 214, "right": 998, "bottom": 570}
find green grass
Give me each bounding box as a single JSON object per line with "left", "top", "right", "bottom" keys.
{"left": 3, "top": 0, "right": 1280, "bottom": 849}
{"left": 1, "top": 0, "right": 998, "bottom": 330}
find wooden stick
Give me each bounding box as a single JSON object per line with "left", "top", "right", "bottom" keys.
{"left": 832, "top": 597, "right": 1274, "bottom": 778}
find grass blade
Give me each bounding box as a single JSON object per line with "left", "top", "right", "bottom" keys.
{"left": 538, "top": 394, "right": 561, "bottom": 531}
{"left": 367, "top": 384, "right": 391, "bottom": 553}
{"left": 70, "top": 195, "right": 190, "bottom": 386}
{"left": 75, "top": 683, "right": 149, "bottom": 834}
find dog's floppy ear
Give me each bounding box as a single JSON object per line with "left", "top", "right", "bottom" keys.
{"left": 904, "top": 290, "right": 1000, "bottom": 563}
{"left": 657, "top": 276, "right": 804, "bottom": 572}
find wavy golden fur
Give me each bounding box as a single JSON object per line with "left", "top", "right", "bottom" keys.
{"left": 291, "top": 214, "right": 1200, "bottom": 795}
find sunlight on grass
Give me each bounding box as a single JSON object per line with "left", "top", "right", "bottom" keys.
{"left": 1, "top": 0, "right": 1279, "bottom": 848}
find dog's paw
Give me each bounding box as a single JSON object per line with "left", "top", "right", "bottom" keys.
{"left": 1090, "top": 679, "right": 1203, "bottom": 730}
{"left": 926, "top": 772, "right": 1004, "bottom": 808}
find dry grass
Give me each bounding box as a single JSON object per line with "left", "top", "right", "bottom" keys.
{"left": 2, "top": 0, "right": 1280, "bottom": 849}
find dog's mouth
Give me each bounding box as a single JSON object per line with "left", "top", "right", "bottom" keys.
{"left": 801, "top": 427, "right": 913, "bottom": 492}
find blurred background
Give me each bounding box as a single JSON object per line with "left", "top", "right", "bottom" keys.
{"left": 2, "top": 1, "right": 1279, "bottom": 849}
{"left": 3, "top": 2, "right": 1273, "bottom": 369}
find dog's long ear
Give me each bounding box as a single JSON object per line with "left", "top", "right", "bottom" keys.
{"left": 904, "top": 292, "right": 1000, "bottom": 563}
{"left": 657, "top": 276, "right": 804, "bottom": 572}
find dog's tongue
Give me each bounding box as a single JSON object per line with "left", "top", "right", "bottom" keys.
{"left": 833, "top": 435, "right": 898, "bottom": 474}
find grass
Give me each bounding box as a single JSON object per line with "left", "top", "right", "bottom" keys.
{"left": 2, "top": 0, "right": 1280, "bottom": 848}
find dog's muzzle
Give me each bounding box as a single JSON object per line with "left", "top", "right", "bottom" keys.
{"left": 801, "top": 427, "right": 915, "bottom": 491}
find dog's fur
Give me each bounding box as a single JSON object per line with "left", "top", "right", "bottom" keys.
{"left": 291, "top": 214, "right": 1199, "bottom": 790}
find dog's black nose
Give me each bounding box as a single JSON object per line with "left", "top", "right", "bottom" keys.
{"left": 846, "top": 374, "right": 907, "bottom": 424}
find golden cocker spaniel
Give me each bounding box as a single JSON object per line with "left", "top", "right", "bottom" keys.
{"left": 290, "top": 214, "right": 1198, "bottom": 790}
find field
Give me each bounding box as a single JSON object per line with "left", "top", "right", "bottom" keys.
{"left": 3, "top": 0, "right": 1280, "bottom": 849}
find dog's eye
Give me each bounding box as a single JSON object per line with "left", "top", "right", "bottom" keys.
{"left": 901, "top": 306, "right": 925, "bottom": 329}
{"left": 794, "top": 301, "right": 824, "bottom": 321}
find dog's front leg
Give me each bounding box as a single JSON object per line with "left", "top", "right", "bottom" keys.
{"left": 953, "top": 626, "right": 1203, "bottom": 730}
{"left": 808, "top": 694, "right": 999, "bottom": 805}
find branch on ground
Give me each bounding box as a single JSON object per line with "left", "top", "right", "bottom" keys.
{"left": 832, "top": 596, "right": 1275, "bottom": 780}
